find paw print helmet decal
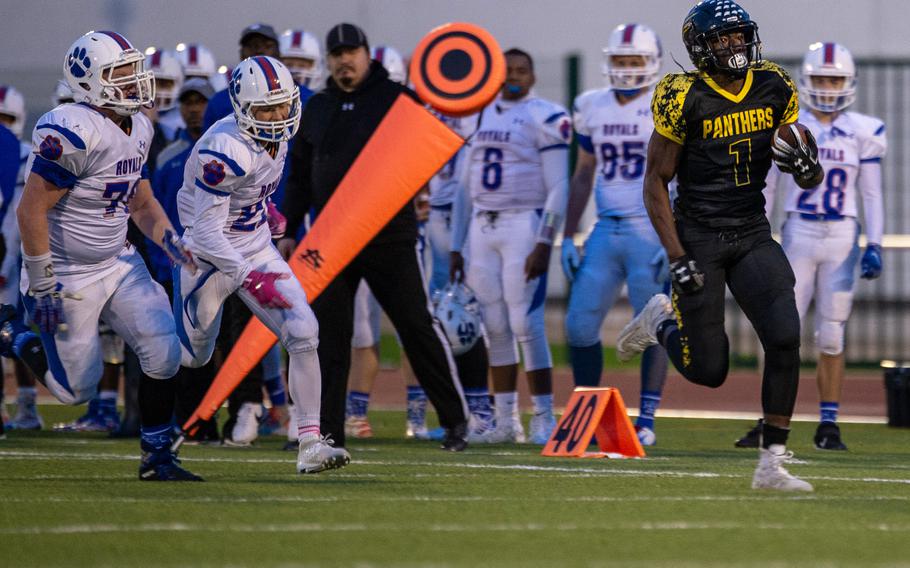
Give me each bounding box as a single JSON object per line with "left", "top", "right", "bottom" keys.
{"left": 63, "top": 31, "right": 155, "bottom": 116}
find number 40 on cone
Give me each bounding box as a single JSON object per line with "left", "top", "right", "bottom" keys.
{"left": 541, "top": 388, "right": 645, "bottom": 459}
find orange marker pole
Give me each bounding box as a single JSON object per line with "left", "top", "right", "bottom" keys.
{"left": 178, "top": 96, "right": 464, "bottom": 439}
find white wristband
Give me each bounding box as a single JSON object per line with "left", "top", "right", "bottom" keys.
{"left": 536, "top": 211, "right": 561, "bottom": 245}
{"left": 23, "top": 251, "right": 57, "bottom": 295}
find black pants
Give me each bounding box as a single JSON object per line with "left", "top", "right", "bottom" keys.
{"left": 313, "top": 239, "right": 467, "bottom": 447}
{"left": 665, "top": 217, "right": 801, "bottom": 417}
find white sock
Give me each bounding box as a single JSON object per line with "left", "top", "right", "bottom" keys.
{"left": 531, "top": 393, "right": 553, "bottom": 416}
{"left": 99, "top": 390, "right": 118, "bottom": 401}
{"left": 767, "top": 443, "right": 787, "bottom": 456}
{"left": 288, "top": 349, "right": 321, "bottom": 444}
{"left": 494, "top": 391, "right": 518, "bottom": 426}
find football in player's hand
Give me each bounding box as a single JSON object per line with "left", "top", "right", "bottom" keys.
{"left": 774, "top": 122, "right": 811, "bottom": 148}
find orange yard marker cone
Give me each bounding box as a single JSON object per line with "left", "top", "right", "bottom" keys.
{"left": 541, "top": 387, "right": 645, "bottom": 459}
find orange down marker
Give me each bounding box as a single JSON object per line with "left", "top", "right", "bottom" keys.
{"left": 178, "top": 24, "right": 506, "bottom": 442}
{"left": 541, "top": 388, "right": 645, "bottom": 459}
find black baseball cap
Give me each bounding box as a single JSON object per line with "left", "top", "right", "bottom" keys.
{"left": 178, "top": 78, "right": 215, "bottom": 102}
{"left": 325, "top": 23, "right": 368, "bottom": 54}
{"left": 240, "top": 23, "right": 278, "bottom": 45}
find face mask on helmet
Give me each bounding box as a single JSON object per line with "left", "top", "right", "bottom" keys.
{"left": 64, "top": 31, "right": 156, "bottom": 116}
{"left": 683, "top": 0, "right": 762, "bottom": 78}
{"left": 433, "top": 282, "right": 482, "bottom": 356}
{"left": 279, "top": 30, "right": 324, "bottom": 89}
{"left": 602, "top": 23, "right": 662, "bottom": 91}
{"left": 230, "top": 56, "right": 301, "bottom": 143}
{"left": 799, "top": 42, "right": 856, "bottom": 113}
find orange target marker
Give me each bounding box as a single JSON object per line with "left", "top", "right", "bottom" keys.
{"left": 410, "top": 22, "right": 505, "bottom": 117}
{"left": 176, "top": 24, "right": 505, "bottom": 445}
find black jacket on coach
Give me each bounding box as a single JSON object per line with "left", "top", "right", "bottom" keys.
{"left": 283, "top": 61, "right": 420, "bottom": 245}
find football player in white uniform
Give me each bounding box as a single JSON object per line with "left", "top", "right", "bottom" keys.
{"left": 2, "top": 31, "right": 201, "bottom": 480}
{"left": 561, "top": 24, "right": 669, "bottom": 446}
{"left": 737, "top": 43, "right": 886, "bottom": 451}
{"left": 174, "top": 55, "right": 349, "bottom": 473}
{"left": 0, "top": 85, "right": 46, "bottom": 431}
{"left": 451, "top": 48, "right": 571, "bottom": 444}
{"left": 280, "top": 29, "right": 324, "bottom": 91}
{"left": 145, "top": 48, "right": 185, "bottom": 142}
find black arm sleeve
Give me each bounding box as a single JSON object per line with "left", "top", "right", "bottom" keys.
{"left": 282, "top": 128, "right": 313, "bottom": 241}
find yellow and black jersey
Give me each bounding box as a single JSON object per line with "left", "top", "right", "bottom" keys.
{"left": 652, "top": 61, "right": 799, "bottom": 227}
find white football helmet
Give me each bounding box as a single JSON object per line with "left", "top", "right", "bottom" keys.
{"left": 175, "top": 43, "right": 218, "bottom": 81}
{"left": 602, "top": 23, "right": 662, "bottom": 90}
{"left": 372, "top": 45, "right": 407, "bottom": 84}
{"left": 63, "top": 31, "right": 155, "bottom": 116}
{"left": 230, "top": 56, "right": 300, "bottom": 143}
{"left": 279, "top": 29, "right": 324, "bottom": 90}
{"left": 433, "top": 282, "right": 481, "bottom": 356}
{"left": 145, "top": 48, "right": 184, "bottom": 111}
{"left": 0, "top": 85, "right": 26, "bottom": 138}
{"left": 53, "top": 80, "right": 75, "bottom": 106}
{"left": 800, "top": 42, "right": 856, "bottom": 113}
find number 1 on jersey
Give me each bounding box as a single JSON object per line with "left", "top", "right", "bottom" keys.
{"left": 728, "top": 138, "right": 752, "bottom": 187}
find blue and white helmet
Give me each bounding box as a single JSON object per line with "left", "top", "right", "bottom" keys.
{"left": 433, "top": 282, "right": 481, "bottom": 356}
{"left": 63, "top": 31, "right": 155, "bottom": 116}
{"left": 372, "top": 45, "right": 407, "bottom": 84}
{"left": 0, "top": 85, "right": 26, "bottom": 138}
{"left": 230, "top": 55, "right": 301, "bottom": 143}
{"left": 279, "top": 29, "right": 324, "bottom": 89}
{"left": 145, "top": 47, "right": 184, "bottom": 111}
{"left": 800, "top": 42, "right": 856, "bottom": 113}
{"left": 602, "top": 23, "right": 662, "bottom": 90}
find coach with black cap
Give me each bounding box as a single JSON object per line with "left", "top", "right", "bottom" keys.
{"left": 280, "top": 23, "right": 470, "bottom": 451}
{"left": 202, "top": 22, "right": 281, "bottom": 130}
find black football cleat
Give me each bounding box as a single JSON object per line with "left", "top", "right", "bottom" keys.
{"left": 735, "top": 418, "right": 763, "bottom": 448}
{"left": 814, "top": 422, "right": 848, "bottom": 451}
{"left": 441, "top": 421, "right": 468, "bottom": 452}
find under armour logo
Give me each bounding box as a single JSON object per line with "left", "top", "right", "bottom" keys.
{"left": 138, "top": 140, "right": 147, "bottom": 151}
{"left": 299, "top": 248, "right": 324, "bottom": 269}
{"left": 341, "top": 103, "right": 354, "bottom": 111}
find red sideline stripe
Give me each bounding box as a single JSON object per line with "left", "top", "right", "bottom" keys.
{"left": 98, "top": 31, "right": 131, "bottom": 50}
{"left": 823, "top": 42, "right": 835, "bottom": 65}
{"left": 0, "top": 87, "right": 7, "bottom": 103}
{"left": 292, "top": 30, "right": 303, "bottom": 48}
{"left": 253, "top": 56, "right": 281, "bottom": 90}
{"left": 622, "top": 24, "right": 636, "bottom": 45}
{"left": 189, "top": 44, "right": 198, "bottom": 65}
{"left": 375, "top": 46, "right": 386, "bottom": 64}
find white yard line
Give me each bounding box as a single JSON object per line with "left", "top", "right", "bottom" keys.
{"left": 3, "top": 520, "right": 910, "bottom": 536}
{"left": 3, "top": 450, "right": 910, "bottom": 485}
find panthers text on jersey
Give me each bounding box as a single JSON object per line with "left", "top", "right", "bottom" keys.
{"left": 177, "top": 114, "right": 286, "bottom": 285}
{"left": 779, "top": 110, "right": 886, "bottom": 228}
{"left": 465, "top": 95, "right": 571, "bottom": 211}
{"left": 24, "top": 103, "right": 152, "bottom": 289}
{"left": 574, "top": 87, "right": 655, "bottom": 218}
{"left": 429, "top": 113, "right": 479, "bottom": 208}
{"left": 652, "top": 61, "right": 799, "bottom": 227}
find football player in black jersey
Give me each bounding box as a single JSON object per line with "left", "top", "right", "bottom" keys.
{"left": 615, "top": 0, "right": 823, "bottom": 491}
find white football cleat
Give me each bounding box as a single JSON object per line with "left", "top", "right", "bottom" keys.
{"left": 225, "top": 402, "right": 262, "bottom": 446}
{"left": 636, "top": 426, "right": 657, "bottom": 446}
{"left": 616, "top": 294, "right": 673, "bottom": 362}
{"left": 528, "top": 411, "right": 557, "bottom": 445}
{"left": 297, "top": 437, "right": 351, "bottom": 474}
{"left": 751, "top": 446, "right": 813, "bottom": 492}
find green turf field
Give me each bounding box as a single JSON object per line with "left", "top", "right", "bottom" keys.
{"left": 2, "top": 406, "right": 909, "bottom": 567}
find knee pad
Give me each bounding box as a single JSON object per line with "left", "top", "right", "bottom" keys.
{"left": 565, "top": 310, "right": 602, "bottom": 348}
{"left": 518, "top": 333, "right": 552, "bottom": 371}
{"left": 816, "top": 319, "right": 845, "bottom": 356}
{"left": 140, "top": 334, "right": 181, "bottom": 379}
{"left": 486, "top": 329, "right": 519, "bottom": 367}
{"left": 282, "top": 314, "right": 320, "bottom": 355}
{"left": 690, "top": 359, "right": 728, "bottom": 389}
